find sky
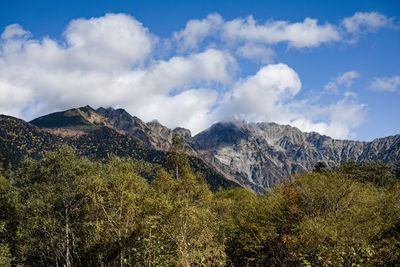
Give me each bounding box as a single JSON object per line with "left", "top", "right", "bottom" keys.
{"left": 0, "top": 0, "right": 399, "bottom": 141}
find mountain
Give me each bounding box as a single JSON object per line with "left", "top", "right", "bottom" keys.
{"left": 2, "top": 106, "right": 400, "bottom": 193}
{"left": 0, "top": 115, "right": 63, "bottom": 168}
{"left": 30, "top": 105, "right": 113, "bottom": 137}
{"left": 0, "top": 109, "right": 238, "bottom": 191}
{"left": 92, "top": 108, "right": 400, "bottom": 192}
{"left": 192, "top": 121, "right": 400, "bottom": 191}
{"left": 96, "top": 107, "right": 194, "bottom": 152}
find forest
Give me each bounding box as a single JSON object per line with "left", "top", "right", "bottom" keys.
{"left": 0, "top": 140, "right": 399, "bottom": 266}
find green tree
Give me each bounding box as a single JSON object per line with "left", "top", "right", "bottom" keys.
{"left": 287, "top": 171, "right": 398, "bottom": 265}
{"left": 338, "top": 161, "right": 398, "bottom": 187}
{"left": 148, "top": 148, "right": 225, "bottom": 266}
{"left": 0, "top": 175, "right": 15, "bottom": 267}
{"left": 14, "top": 146, "right": 95, "bottom": 266}
{"left": 78, "top": 157, "right": 149, "bottom": 266}
{"left": 166, "top": 135, "right": 189, "bottom": 180}
{"left": 314, "top": 161, "right": 328, "bottom": 173}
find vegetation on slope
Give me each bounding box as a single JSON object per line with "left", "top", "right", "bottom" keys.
{"left": 0, "top": 115, "right": 237, "bottom": 191}
{"left": 0, "top": 143, "right": 399, "bottom": 266}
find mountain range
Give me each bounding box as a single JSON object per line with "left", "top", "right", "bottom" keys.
{"left": 1, "top": 105, "right": 399, "bottom": 193}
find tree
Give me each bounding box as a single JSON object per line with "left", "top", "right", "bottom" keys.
{"left": 1, "top": 144, "right": 399, "bottom": 266}
{"left": 314, "top": 161, "right": 328, "bottom": 173}
{"left": 338, "top": 161, "right": 398, "bottom": 187}
{"left": 166, "top": 135, "right": 189, "bottom": 180}
{"left": 392, "top": 161, "right": 400, "bottom": 179}
{"left": 14, "top": 146, "right": 95, "bottom": 266}
{"left": 287, "top": 172, "right": 398, "bottom": 265}
{"left": 0, "top": 175, "right": 15, "bottom": 267}
{"left": 147, "top": 157, "right": 225, "bottom": 266}
{"left": 78, "top": 157, "right": 149, "bottom": 266}
{"left": 214, "top": 188, "right": 265, "bottom": 266}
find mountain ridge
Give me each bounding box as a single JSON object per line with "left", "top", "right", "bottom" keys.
{"left": 1, "top": 111, "right": 238, "bottom": 192}
{"left": 4, "top": 106, "right": 399, "bottom": 192}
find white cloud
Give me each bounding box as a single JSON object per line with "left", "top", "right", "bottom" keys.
{"left": 174, "top": 14, "right": 341, "bottom": 51}
{"left": 369, "top": 76, "right": 400, "bottom": 92}
{"left": 326, "top": 96, "right": 366, "bottom": 139}
{"left": 136, "top": 89, "right": 218, "bottom": 134}
{"left": 1, "top": 24, "right": 29, "bottom": 39}
{"left": 215, "top": 64, "right": 364, "bottom": 139}
{"left": 173, "top": 12, "right": 395, "bottom": 56}
{"left": 292, "top": 92, "right": 366, "bottom": 139}
{"left": 222, "top": 16, "right": 341, "bottom": 48}
{"left": 236, "top": 43, "right": 275, "bottom": 63}
{"left": 0, "top": 15, "right": 235, "bottom": 132}
{"left": 0, "top": 14, "right": 156, "bottom": 73}
{"left": 342, "top": 12, "right": 392, "bottom": 34}
{"left": 218, "top": 64, "right": 301, "bottom": 121}
{"left": 64, "top": 13, "right": 157, "bottom": 70}
{"left": 0, "top": 13, "right": 369, "bottom": 139}
{"left": 173, "top": 13, "right": 223, "bottom": 51}
{"left": 324, "top": 70, "right": 359, "bottom": 93}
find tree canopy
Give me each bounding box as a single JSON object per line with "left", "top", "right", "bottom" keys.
{"left": 0, "top": 146, "right": 399, "bottom": 266}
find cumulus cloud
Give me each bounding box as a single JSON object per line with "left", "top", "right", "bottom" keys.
{"left": 63, "top": 14, "right": 157, "bottom": 70}
{"left": 0, "top": 13, "right": 369, "bottom": 139}
{"left": 342, "top": 12, "right": 393, "bottom": 34}
{"left": 214, "top": 64, "right": 364, "bottom": 139}
{"left": 173, "top": 11, "right": 395, "bottom": 56}
{"left": 222, "top": 16, "right": 341, "bottom": 48}
{"left": 1, "top": 24, "right": 29, "bottom": 39}
{"left": 173, "top": 13, "right": 223, "bottom": 51}
{"left": 236, "top": 43, "right": 275, "bottom": 63}
{"left": 324, "top": 71, "right": 360, "bottom": 93}
{"left": 369, "top": 76, "right": 400, "bottom": 92}
{"left": 138, "top": 89, "right": 218, "bottom": 134}
{"left": 217, "top": 64, "right": 301, "bottom": 122}
{"left": 292, "top": 92, "right": 365, "bottom": 139}
{"left": 0, "top": 14, "right": 235, "bottom": 132}
{"left": 174, "top": 14, "right": 341, "bottom": 51}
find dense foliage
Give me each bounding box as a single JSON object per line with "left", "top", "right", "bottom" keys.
{"left": 0, "top": 145, "right": 399, "bottom": 266}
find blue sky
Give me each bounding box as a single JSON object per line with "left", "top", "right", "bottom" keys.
{"left": 0, "top": 0, "right": 399, "bottom": 140}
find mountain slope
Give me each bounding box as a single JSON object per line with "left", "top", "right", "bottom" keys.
{"left": 3, "top": 107, "right": 400, "bottom": 193}
{"left": 1, "top": 112, "right": 238, "bottom": 191}
{"left": 0, "top": 115, "right": 63, "bottom": 168}
{"left": 97, "top": 107, "right": 195, "bottom": 152}
{"left": 192, "top": 121, "right": 400, "bottom": 191}
{"left": 93, "top": 107, "right": 400, "bottom": 192}
{"left": 30, "top": 105, "right": 113, "bottom": 137}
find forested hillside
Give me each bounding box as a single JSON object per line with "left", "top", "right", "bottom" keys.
{"left": 0, "top": 143, "right": 399, "bottom": 266}
{"left": 0, "top": 115, "right": 237, "bottom": 192}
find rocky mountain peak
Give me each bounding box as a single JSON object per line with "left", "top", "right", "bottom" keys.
{"left": 97, "top": 107, "right": 148, "bottom": 130}
{"left": 173, "top": 127, "right": 192, "bottom": 141}
{"left": 193, "top": 121, "right": 251, "bottom": 150}
{"left": 96, "top": 108, "right": 193, "bottom": 151}
{"left": 29, "top": 106, "right": 112, "bottom": 137}
{"left": 23, "top": 106, "right": 400, "bottom": 192}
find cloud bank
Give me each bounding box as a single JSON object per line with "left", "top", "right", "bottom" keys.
{"left": 0, "top": 12, "right": 394, "bottom": 139}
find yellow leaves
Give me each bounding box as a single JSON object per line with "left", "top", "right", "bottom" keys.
{"left": 2, "top": 140, "right": 399, "bottom": 266}
{"left": 281, "top": 234, "right": 293, "bottom": 245}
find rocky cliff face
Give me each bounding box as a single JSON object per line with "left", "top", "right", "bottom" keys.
{"left": 23, "top": 106, "right": 400, "bottom": 192}
{"left": 91, "top": 108, "right": 400, "bottom": 192}
{"left": 97, "top": 107, "right": 196, "bottom": 153}
{"left": 191, "top": 121, "right": 399, "bottom": 192}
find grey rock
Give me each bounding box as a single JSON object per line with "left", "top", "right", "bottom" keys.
{"left": 97, "top": 108, "right": 400, "bottom": 192}
{"left": 192, "top": 121, "right": 399, "bottom": 192}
